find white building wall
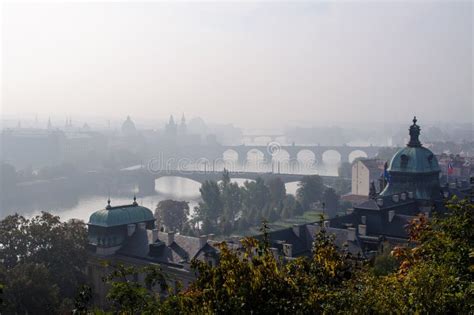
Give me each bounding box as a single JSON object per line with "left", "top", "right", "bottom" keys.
{"left": 351, "top": 161, "right": 370, "bottom": 196}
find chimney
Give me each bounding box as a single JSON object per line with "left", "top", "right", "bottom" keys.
{"left": 152, "top": 229, "right": 159, "bottom": 242}
{"left": 282, "top": 243, "right": 293, "bottom": 257}
{"left": 347, "top": 227, "right": 356, "bottom": 241}
{"left": 358, "top": 224, "right": 367, "bottom": 236}
{"left": 127, "top": 224, "right": 136, "bottom": 236}
{"left": 388, "top": 210, "right": 395, "bottom": 222}
{"left": 166, "top": 231, "right": 175, "bottom": 246}
{"left": 199, "top": 235, "right": 208, "bottom": 248}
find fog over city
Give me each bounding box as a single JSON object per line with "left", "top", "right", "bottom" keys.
{"left": 2, "top": 1, "right": 472, "bottom": 128}
{"left": 1, "top": 1, "right": 474, "bottom": 313}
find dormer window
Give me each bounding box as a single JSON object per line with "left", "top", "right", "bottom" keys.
{"left": 400, "top": 154, "right": 409, "bottom": 168}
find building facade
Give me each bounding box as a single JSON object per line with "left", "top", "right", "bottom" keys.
{"left": 330, "top": 117, "right": 471, "bottom": 253}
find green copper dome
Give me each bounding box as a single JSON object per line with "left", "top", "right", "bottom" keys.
{"left": 387, "top": 117, "right": 439, "bottom": 173}
{"left": 380, "top": 117, "right": 441, "bottom": 200}
{"left": 388, "top": 146, "right": 440, "bottom": 173}
{"left": 88, "top": 199, "right": 155, "bottom": 227}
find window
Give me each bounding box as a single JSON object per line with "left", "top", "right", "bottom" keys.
{"left": 400, "top": 154, "right": 409, "bottom": 168}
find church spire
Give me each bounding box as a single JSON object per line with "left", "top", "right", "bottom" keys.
{"left": 407, "top": 116, "right": 422, "bottom": 147}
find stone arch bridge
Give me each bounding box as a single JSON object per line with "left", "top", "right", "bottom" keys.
{"left": 91, "top": 168, "right": 341, "bottom": 196}
{"left": 171, "top": 144, "right": 382, "bottom": 165}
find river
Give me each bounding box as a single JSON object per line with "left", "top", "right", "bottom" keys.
{"left": 6, "top": 158, "right": 345, "bottom": 222}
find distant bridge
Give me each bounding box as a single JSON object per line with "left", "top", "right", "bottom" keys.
{"left": 88, "top": 168, "right": 343, "bottom": 196}
{"left": 160, "top": 144, "right": 384, "bottom": 165}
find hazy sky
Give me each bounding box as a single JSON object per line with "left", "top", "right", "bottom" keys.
{"left": 1, "top": 1, "right": 472, "bottom": 128}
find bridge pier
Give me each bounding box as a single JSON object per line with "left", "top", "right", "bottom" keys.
{"left": 263, "top": 152, "right": 273, "bottom": 164}
{"left": 237, "top": 155, "right": 247, "bottom": 167}
{"left": 340, "top": 152, "right": 350, "bottom": 164}
{"left": 313, "top": 153, "right": 323, "bottom": 167}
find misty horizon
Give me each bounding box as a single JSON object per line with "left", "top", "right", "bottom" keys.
{"left": 2, "top": 1, "right": 473, "bottom": 129}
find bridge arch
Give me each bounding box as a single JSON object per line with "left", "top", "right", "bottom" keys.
{"left": 271, "top": 149, "right": 290, "bottom": 162}
{"left": 322, "top": 150, "right": 342, "bottom": 164}
{"left": 246, "top": 149, "right": 265, "bottom": 161}
{"left": 223, "top": 149, "right": 239, "bottom": 162}
{"left": 154, "top": 176, "right": 202, "bottom": 197}
{"left": 297, "top": 149, "right": 316, "bottom": 163}
{"left": 348, "top": 150, "right": 368, "bottom": 163}
{"left": 270, "top": 149, "right": 290, "bottom": 173}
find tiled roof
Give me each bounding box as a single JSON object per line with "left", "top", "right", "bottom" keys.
{"left": 254, "top": 228, "right": 309, "bottom": 256}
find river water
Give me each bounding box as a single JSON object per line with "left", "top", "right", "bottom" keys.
{"left": 24, "top": 177, "right": 301, "bottom": 222}
{"left": 12, "top": 158, "right": 344, "bottom": 222}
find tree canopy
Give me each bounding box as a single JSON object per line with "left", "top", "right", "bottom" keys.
{"left": 155, "top": 199, "right": 190, "bottom": 233}
{"left": 0, "top": 212, "right": 88, "bottom": 314}
{"left": 99, "top": 198, "right": 473, "bottom": 314}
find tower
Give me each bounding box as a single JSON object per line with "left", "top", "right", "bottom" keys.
{"left": 165, "top": 115, "right": 178, "bottom": 138}
{"left": 121, "top": 116, "right": 137, "bottom": 136}
{"left": 380, "top": 117, "right": 441, "bottom": 201}
{"left": 179, "top": 113, "right": 187, "bottom": 135}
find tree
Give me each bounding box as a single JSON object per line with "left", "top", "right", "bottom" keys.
{"left": 196, "top": 180, "right": 223, "bottom": 228}
{"left": 220, "top": 168, "right": 231, "bottom": 188}
{"left": 322, "top": 187, "right": 340, "bottom": 218}
{"left": 372, "top": 242, "right": 398, "bottom": 276}
{"left": 281, "top": 195, "right": 295, "bottom": 219}
{"left": 267, "top": 177, "right": 286, "bottom": 207}
{"left": 155, "top": 200, "right": 190, "bottom": 232}
{"left": 158, "top": 222, "right": 360, "bottom": 313}
{"left": 104, "top": 264, "right": 165, "bottom": 314}
{"left": 0, "top": 212, "right": 88, "bottom": 313}
{"left": 337, "top": 162, "right": 352, "bottom": 179}
{"left": 221, "top": 182, "right": 241, "bottom": 228}
{"left": 348, "top": 197, "right": 474, "bottom": 314}
{"left": 101, "top": 199, "right": 473, "bottom": 314}
{"left": 2, "top": 263, "right": 60, "bottom": 314}
{"left": 334, "top": 177, "right": 351, "bottom": 195}
{"left": 296, "top": 175, "right": 324, "bottom": 210}
{"left": 241, "top": 178, "right": 270, "bottom": 225}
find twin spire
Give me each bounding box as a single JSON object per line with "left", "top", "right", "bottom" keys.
{"left": 105, "top": 195, "right": 138, "bottom": 210}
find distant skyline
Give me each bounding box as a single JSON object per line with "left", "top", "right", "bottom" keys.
{"left": 1, "top": 1, "right": 473, "bottom": 128}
